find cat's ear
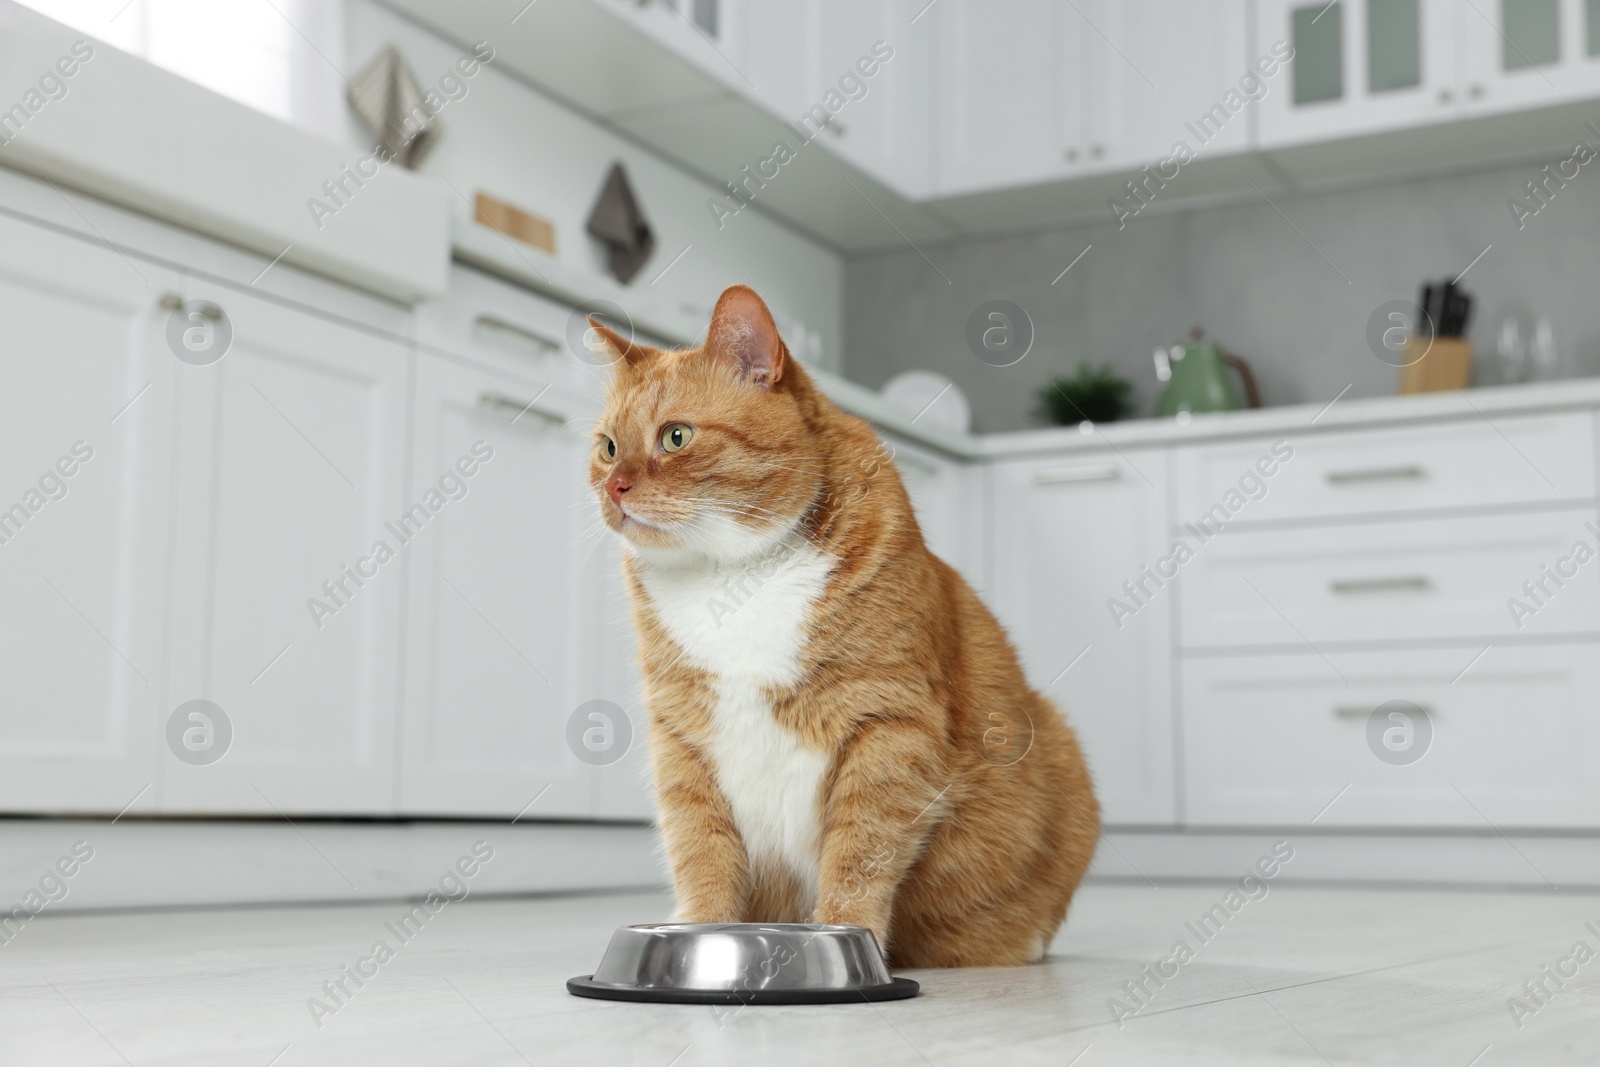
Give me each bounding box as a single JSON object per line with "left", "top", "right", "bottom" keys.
{"left": 706, "top": 285, "right": 784, "bottom": 389}
{"left": 586, "top": 316, "right": 653, "bottom": 368}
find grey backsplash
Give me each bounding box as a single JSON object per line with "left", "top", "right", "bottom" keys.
{"left": 842, "top": 159, "right": 1600, "bottom": 434}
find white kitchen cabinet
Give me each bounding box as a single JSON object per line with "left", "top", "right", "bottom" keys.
{"left": 1091, "top": 1, "right": 1253, "bottom": 168}
{"left": 162, "top": 283, "right": 409, "bottom": 815}
{"left": 803, "top": 0, "right": 935, "bottom": 195}
{"left": 1182, "top": 645, "right": 1600, "bottom": 827}
{"left": 0, "top": 215, "right": 178, "bottom": 814}
{"left": 1457, "top": 0, "right": 1600, "bottom": 114}
{"left": 1174, "top": 412, "right": 1596, "bottom": 526}
{"left": 735, "top": 0, "right": 935, "bottom": 194}
{"left": 1179, "top": 508, "right": 1600, "bottom": 647}
{"left": 592, "top": 533, "right": 656, "bottom": 821}
{"left": 413, "top": 267, "right": 654, "bottom": 821}
{"left": 933, "top": 0, "right": 1088, "bottom": 196}
{"left": 990, "top": 450, "right": 1176, "bottom": 825}
{"left": 399, "top": 352, "right": 602, "bottom": 818}
{"left": 882, "top": 432, "right": 980, "bottom": 586}
{"left": 738, "top": 0, "right": 813, "bottom": 119}
{"left": 1256, "top": 0, "right": 1462, "bottom": 147}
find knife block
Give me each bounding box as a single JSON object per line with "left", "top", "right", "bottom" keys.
{"left": 1398, "top": 336, "right": 1473, "bottom": 394}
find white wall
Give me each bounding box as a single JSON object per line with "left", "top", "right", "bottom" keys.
{"left": 346, "top": 0, "right": 845, "bottom": 365}
{"left": 845, "top": 158, "right": 1600, "bottom": 432}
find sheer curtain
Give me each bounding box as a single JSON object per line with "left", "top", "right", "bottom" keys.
{"left": 14, "top": 0, "right": 349, "bottom": 141}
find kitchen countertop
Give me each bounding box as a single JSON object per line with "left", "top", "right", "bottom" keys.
{"left": 825, "top": 377, "right": 1600, "bottom": 462}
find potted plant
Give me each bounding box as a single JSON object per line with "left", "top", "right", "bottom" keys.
{"left": 1034, "top": 363, "right": 1134, "bottom": 427}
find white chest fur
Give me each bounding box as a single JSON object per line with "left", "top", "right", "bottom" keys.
{"left": 634, "top": 534, "right": 833, "bottom": 899}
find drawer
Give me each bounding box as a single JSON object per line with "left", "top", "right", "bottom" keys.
{"left": 1178, "top": 509, "right": 1600, "bottom": 647}
{"left": 415, "top": 266, "right": 664, "bottom": 400}
{"left": 1182, "top": 647, "right": 1600, "bottom": 828}
{"left": 1175, "top": 411, "right": 1596, "bottom": 524}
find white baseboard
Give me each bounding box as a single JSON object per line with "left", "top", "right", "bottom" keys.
{"left": 8, "top": 819, "right": 1594, "bottom": 915}
{"left": 1090, "top": 827, "right": 1600, "bottom": 890}
{"left": 0, "top": 819, "right": 664, "bottom": 913}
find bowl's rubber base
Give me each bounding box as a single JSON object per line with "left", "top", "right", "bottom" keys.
{"left": 566, "top": 975, "right": 920, "bottom": 1005}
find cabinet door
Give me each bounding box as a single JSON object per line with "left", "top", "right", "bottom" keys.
{"left": 1458, "top": 0, "right": 1600, "bottom": 113}
{"left": 1090, "top": 0, "right": 1252, "bottom": 168}
{"left": 1256, "top": 0, "right": 1459, "bottom": 148}
{"left": 990, "top": 452, "right": 1175, "bottom": 824}
{"left": 740, "top": 0, "right": 813, "bottom": 119}
{"left": 400, "top": 353, "right": 601, "bottom": 818}
{"left": 805, "top": 0, "right": 934, "bottom": 194}
{"left": 593, "top": 534, "right": 655, "bottom": 820}
{"left": 933, "top": 0, "right": 1086, "bottom": 195}
{"left": 163, "top": 283, "right": 408, "bottom": 814}
{"left": 0, "top": 216, "right": 178, "bottom": 813}
{"left": 1183, "top": 646, "right": 1600, "bottom": 828}
{"left": 881, "top": 433, "right": 975, "bottom": 582}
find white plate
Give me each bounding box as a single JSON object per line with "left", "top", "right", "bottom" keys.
{"left": 880, "top": 370, "right": 971, "bottom": 435}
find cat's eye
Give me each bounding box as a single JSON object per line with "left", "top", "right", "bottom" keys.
{"left": 660, "top": 423, "right": 694, "bottom": 453}
{"left": 599, "top": 436, "right": 617, "bottom": 461}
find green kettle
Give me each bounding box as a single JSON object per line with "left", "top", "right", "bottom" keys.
{"left": 1154, "top": 330, "right": 1262, "bottom": 417}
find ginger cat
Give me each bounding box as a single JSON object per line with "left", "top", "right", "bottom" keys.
{"left": 586, "top": 285, "right": 1098, "bottom": 967}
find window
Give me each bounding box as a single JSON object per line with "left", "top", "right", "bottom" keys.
{"left": 15, "top": 0, "right": 346, "bottom": 140}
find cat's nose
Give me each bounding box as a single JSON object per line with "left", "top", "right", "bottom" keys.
{"left": 606, "top": 473, "right": 632, "bottom": 506}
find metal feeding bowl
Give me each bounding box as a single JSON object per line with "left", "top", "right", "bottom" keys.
{"left": 567, "top": 923, "right": 920, "bottom": 1004}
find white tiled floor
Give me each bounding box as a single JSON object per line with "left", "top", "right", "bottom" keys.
{"left": 4, "top": 883, "right": 1598, "bottom": 1066}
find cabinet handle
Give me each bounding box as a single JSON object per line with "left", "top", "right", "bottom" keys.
{"left": 1329, "top": 575, "right": 1431, "bottom": 594}
{"left": 1334, "top": 704, "right": 1434, "bottom": 719}
{"left": 1034, "top": 464, "right": 1120, "bottom": 484}
{"left": 157, "top": 292, "right": 221, "bottom": 320}
{"left": 479, "top": 390, "right": 567, "bottom": 427}
{"left": 1438, "top": 88, "right": 1453, "bottom": 104}
{"left": 1469, "top": 84, "right": 1485, "bottom": 99}
{"left": 475, "top": 315, "right": 559, "bottom": 354}
{"left": 1325, "top": 465, "right": 1424, "bottom": 485}
{"left": 1090, "top": 144, "right": 1105, "bottom": 159}
{"left": 1064, "top": 147, "right": 1079, "bottom": 162}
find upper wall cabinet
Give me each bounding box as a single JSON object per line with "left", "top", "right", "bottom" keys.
{"left": 1257, "top": 0, "right": 1600, "bottom": 148}
{"left": 1457, "top": 0, "right": 1600, "bottom": 114}
{"left": 804, "top": 0, "right": 936, "bottom": 195}
{"left": 932, "top": 1, "right": 1255, "bottom": 197}
{"left": 1256, "top": 0, "right": 1461, "bottom": 147}
{"left": 1091, "top": 1, "right": 1252, "bottom": 168}
{"left": 934, "top": 0, "right": 1087, "bottom": 196}
{"left": 739, "top": 0, "right": 936, "bottom": 195}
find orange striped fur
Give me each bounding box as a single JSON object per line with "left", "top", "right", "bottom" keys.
{"left": 586, "top": 285, "right": 1098, "bottom": 967}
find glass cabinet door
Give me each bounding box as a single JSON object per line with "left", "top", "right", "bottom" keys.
{"left": 1256, "top": 0, "right": 1458, "bottom": 148}
{"left": 1457, "top": 0, "right": 1600, "bottom": 114}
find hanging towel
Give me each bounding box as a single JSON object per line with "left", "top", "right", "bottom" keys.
{"left": 348, "top": 46, "right": 439, "bottom": 169}
{"left": 586, "top": 163, "right": 655, "bottom": 284}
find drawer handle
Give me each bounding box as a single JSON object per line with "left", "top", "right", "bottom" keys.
{"left": 479, "top": 390, "right": 567, "bottom": 427}
{"left": 1334, "top": 704, "right": 1434, "bottom": 719}
{"left": 1034, "top": 464, "right": 1120, "bottom": 485}
{"left": 475, "top": 314, "right": 560, "bottom": 354}
{"left": 1326, "top": 465, "right": 1424, "bottom": 485}
{"left": 1329, "top": 576, "right": 1432, "bottom": 594}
